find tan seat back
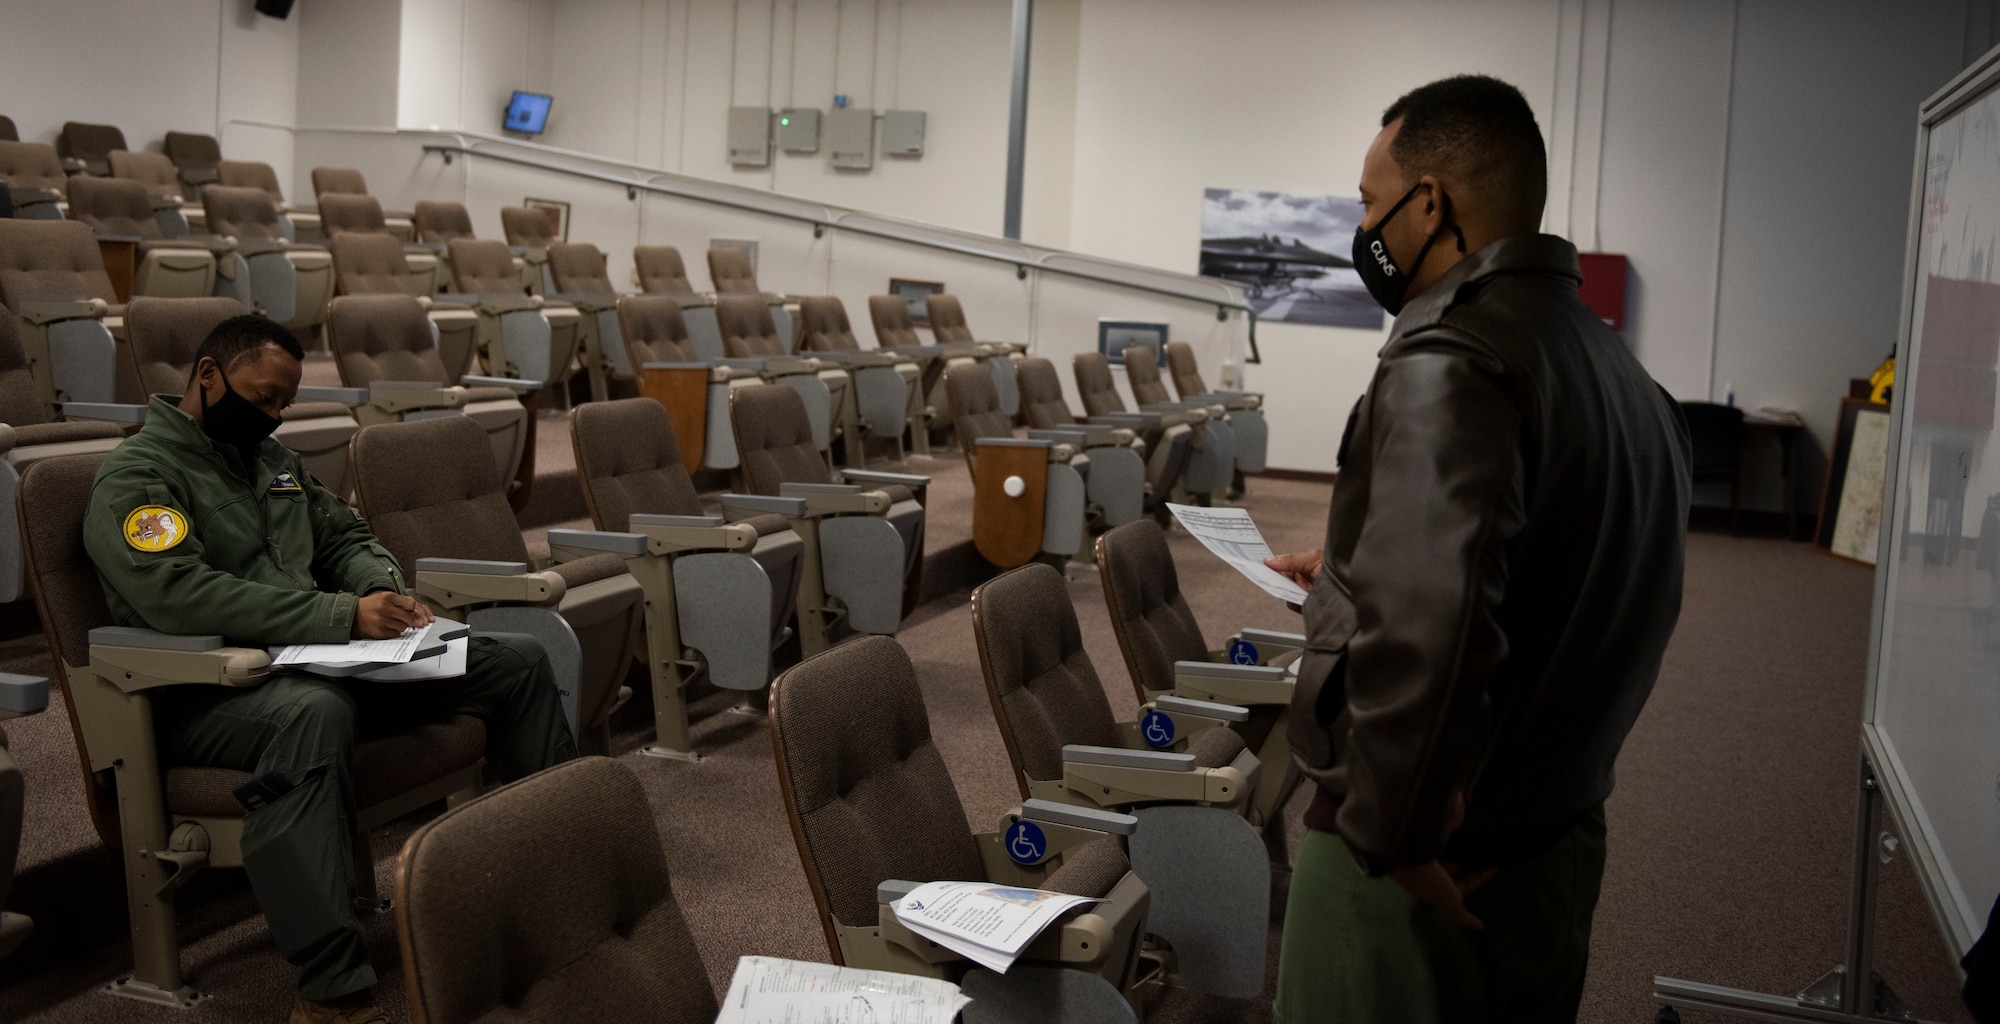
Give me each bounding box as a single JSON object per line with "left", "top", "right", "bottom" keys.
{"left": 769, "top": 634, "right": 986, "bottom": 942}
{"left": 311, "top": 166, "right": 368, "bottom": 197}
{"left": 65, "top": 176, "right": 163, "bottom": 240}
{"left": 413, "top": 201, "right": 475, "bottom": 244}
{"left": 1017, "top": 357, "right": 1077, "bottom": 430}
{"left": 123, "top": 297, "right": 246, "bottom": 401}
{"left": 162, "top": 132, "right": 220, "bottom": 185}
{"left": 571, "top": 397, "right": 702, "bottom": 530}
{"left": 447, "top": 239, "right": 524, "bottom": 294}
{"left": 0, "top": 142, "right": 68, "bottom": 200}
{"left": 319, "top": 193, "right": 389, "bottom": 238}
{"left": 729, "top": 384, "right": 828, "bottom": 494}
{"left": 1164, "top": 341, "right": 1207, "bottom": 399}
{"left": 325, "top": 294, "right": 451, "bottom": 386}
{"left": 714, "top": 295, "right": 786, "bottom": 357}
{"left": 705, "top": 248, "right": 759, "bottom": 294}
{"left": 395, "top": 757, "right": 717, "bottom": 1024}
{"left": 632, "top": 246, "right": 693, "bottom": 294}
{"left": 200, "top": 184, "right": 285, "bottom": 241}
{"left": 215, "top": 160, "right": 287, "bottom": 204}
{"left": 925, "top": 293, "right": 974, "bottom": 344}
{"left": 0, "top": 220, "right": 119, "bottom": 307}
{"left": 971, "top": 564, "right": 1125, "bottom": 794}
{"left": 350, "top": 414, "right": 530, "bottom": 565}
{"left": 796, "top": 296, "right": 859, "bottom": 352}
{"left": 500, "top": 206, "right": 556, "bottom": 248}
{"left": 58, "top": 122, "right": 125, "bottom": 176}
{"left": 615, "top": 295, "right": 697, "bottom": 366}
{"left": 547, "top": 243, "right": 613, "bottom": 294}
{"left": 329, "top": 233, "right": 413, "bottom": 295}
{"left": 1123, "top": 346, "right": 1173, "bottom": 406}
{"left": 1094, "top": 520, "right": 1208, "bottom": 701}
{"left": 107, "top": 151, "right": 183, "bottom": 202}
{"left": 16, "top": 452, "right": 123, "bottom": 847}
{"left": 1072, "top": 353, "right": 1126, "bottom": 416}
{"left": 0, "top": 314, "right": 51, "bottom": 427}
{"left": 867, "top": 295, "right": 920, "bottom": 347}
{"left": 946, "top": 364, "right": 1015, "bottom": 445}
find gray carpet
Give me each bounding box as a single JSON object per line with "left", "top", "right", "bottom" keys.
{"left": 0, "top": 429, "right": 1976, "bottom": 1022}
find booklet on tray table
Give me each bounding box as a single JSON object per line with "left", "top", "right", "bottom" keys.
{"left": 890, "top": 880, "right": 1101, "bottom": 974}
{"left": 269, "top": 618, "right": 470, "bottom": 679}
{"left": 714, "top": 956, "right": 970, "bottom": 1024}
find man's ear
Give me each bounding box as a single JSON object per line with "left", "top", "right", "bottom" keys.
{"left": 1417, "top": 175, "right": 1448, "bottom": 239}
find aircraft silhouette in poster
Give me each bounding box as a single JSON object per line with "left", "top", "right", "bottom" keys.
{"left": 1198, "top": 234, "right": 1353, "bottom": 299}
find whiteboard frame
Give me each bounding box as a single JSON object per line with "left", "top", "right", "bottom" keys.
{"left": 1860, "top": 41, "right": 2000, "bottom": 964}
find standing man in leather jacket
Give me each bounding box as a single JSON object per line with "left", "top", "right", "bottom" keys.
{"left": 1266, "top": 76, "right": 1692, "bottom": 1023}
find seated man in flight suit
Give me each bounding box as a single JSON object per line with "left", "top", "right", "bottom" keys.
{"left": 83, "top": 315, "right": 578, "bottom": 1024}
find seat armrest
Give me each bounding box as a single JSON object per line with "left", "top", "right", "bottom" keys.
{"left": 1063, "top": 744, "right": 1197, "bottom": 771}
{"left": 757, "top": 356, "right": 819, "bottom": 377}
{"left": 628, "top": 516, "right": 759, "bottom": 555}
{"left": 16, "top": 299, "right": 109, "bottom": 325}
{"left": 841, "top": 468, "right": 932, "bottom": 489}
{"left": 719, "top": 493, "right": 810, "bottom": 519}
{"left": 551, "top": 291, "right": 618, "bottom": 312}
{"left": 296, "top": 385, "right": 369, "bottom": 405}
{"left": 974, "top": 437, "right": 1053, "bottom": 449}
{"left": 233, "top": 237, "right": 294, "bottom": 258}
{"left": 1172, "top": 660, "right": 1293, "bottom": 705}
{"left": 0, "top": 674, "right": 49, "bottom": 718}
{"left": 147, "top": 194, "right": 184, "bottom": 212}
{"left": 877, "top": 879, "right": 923, "bottom": 905}
{"left": 458, "top": 373, "right": 539, "bottom": 393}
{"left": 1018, "top": 798, "right": 1140, "bottom": 836}
{"left": 778, "top": 482, "right": 888, "bottom": 516}
{"left": 412, "top": 558, "right": 565, "bottom": 610}
{"left": 95, "top": 233, "right": 146, "bottom": 245}
{"left": 1142, "top": 402, "right": 1207, "bottom": 423}
{"left": 1027, "top": 427, "right": 1089, "bottom": 446}
{"left": 1238, "top": 627, "right": 1306, "bottom": 647}
{"left": 545, "top": 529, "right": 648, "bottom": 559}
{"left": 58, "top": 402, "right": 149, "bottom": 424}
{"left": 642, "top": 360, "right": 731, "bottom": 383}
{"left": 87, "top": 627, "right": 272, "bottom": 690}
{"left": 367, "top": 381, "right": 466, "bottom": 413}
{"left": 0, "top": 424, "right": 13, "bottom": 456}
{"left": 1152, "top": 694, "right": 1251, "bottom": 723}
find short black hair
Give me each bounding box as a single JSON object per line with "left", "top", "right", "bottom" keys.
{"left": 192, "top": 315, "right": 304, "bottom": 380}
{"left": 1382, "top": 75, "right": 1548, "bottom": 232}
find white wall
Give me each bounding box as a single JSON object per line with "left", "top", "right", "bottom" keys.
{"left": 0, "top": 0, "right": 299, "bottom": 182}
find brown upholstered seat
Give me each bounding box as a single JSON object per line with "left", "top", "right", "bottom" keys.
{"left": 1018, "top": 357, "right": 1080, "bottom": 429}
{"left": 326, "top": 294, "right": 456, "bottom": 385}
{"left": 0, "top": 219, "right": 122, "bottom": 309}
{"left": 413, "top": 201, "right": 476, "bottom": 244}
{"left": 1164, "top": 341, "right": 1208, "bottom": 400}
{"left": 215, "top": 160, "right": 289, "bottom": 205}
{"left": 65, "top": 179, "right": 218, "bottom": 303}
{"left": 311, "top": 166, "right": 369, "bottom": 197}
{"left": 633, "top": 246, "right": 694, "bottom": 295}
{"left": 201, "top": 184, "right": 290, "bottom": 241}
{"left": 705, "top": 247, "right": 761, "bottom": 294}
{"left": 970, "top": 565, "right": 1130, "bottom": 791}
{"left": 120, "top": 297, "right": 249, "bottom": 401}
{"left": 571, "top": 397, "right": 704, "bottom": 528}
{"left": 614, "top": 295, "right": 698, "bottom": 365}
{"left": 1122, "top": 347, "right": 1175, "bottom": 406}
{"left": 924, "top": 293, "right": 975, "bottom": 344}
{"left": 395, "top": 758, "right": 717, "bottom": 1024}
{"left": 796, "top": 295, "right": 862, "bottom": 352}
{"left": 0, "top": 141, "right": 68, "bottom": 207}
{"left": 945, "top": 362, "right": 1018, "bottom": 448}
{"left": 500, "top": 206, "right": 557, "bottom": 248}
{"left": 547, "top": 243, "right": 614, "bottom": 294}
{"left": 64, "top": 176, "right": 170, "bottom": 240}
{"left": 330, "top": 232, "right": 420, "bottom": 295}
{"left": 1072, "top": 353, "right": 1123, "bottom": 416}
{"left": 868, "top": 294, "right": 922, "bottom": 347}
{"left": 714, "top": 295, "right": 788, "bottom": 357}
{"left": 319, "top": 193, "right": 392, "bottom": 239}
{"left": 446, "top": 239, "right": 526, "bottom": 294}
{"left": 162, "top": 132, "right": 221, "bottom": 190}
{"left": 730, "top": 383, "right": 836, "bottom": 495}
{"left": 57, "top": 122, "right": 125, "bottom": 177}
{"left": 107, "top": 151, "right": 185, "bottom": 203}
{"left": 1093, "top": 520, "right": 1208, "bottom": 701}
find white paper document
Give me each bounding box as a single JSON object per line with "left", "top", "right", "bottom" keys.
{"left": 891, "top": 881, "right": 1099, "bottom": 975}
{"left": 272, "top": 629, "right": 427, "bottom": 667}
{"left": 1165, "top": 503, "right": 1311, "bottom": 604}
{"left": 715, "top": 956, "right": 969, "bottom": 1024}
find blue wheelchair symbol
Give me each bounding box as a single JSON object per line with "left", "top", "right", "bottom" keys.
{"left": 1007, "top": 820, "right": 1048, "bottom": 865}
{"left": 1141, "top": 711, "right": 1175, "bottom": 748}
{"left": 1228, "top": 639, "right": 1259, "bottom": 665}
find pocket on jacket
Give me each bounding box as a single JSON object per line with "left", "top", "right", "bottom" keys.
{"left": 1289, "top": 575, "right": 1359, "bottom": 783}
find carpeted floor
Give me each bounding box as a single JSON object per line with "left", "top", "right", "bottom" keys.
{"left": 0, "top": 435, "right": 1975, "bottom": 1021}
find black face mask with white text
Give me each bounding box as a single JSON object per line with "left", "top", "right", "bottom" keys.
{"left": 200, "top": 368, "right": 282, "bottom": 465}
{"left": 1350, "top": 182, "right": 1464, "bottom": 315}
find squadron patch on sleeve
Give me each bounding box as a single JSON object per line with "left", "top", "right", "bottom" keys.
{"left": 268, "top": 471, "right": 303, "bottom": 495}
{"left": 124, "top": 505, "right": 189, "bottom": 553}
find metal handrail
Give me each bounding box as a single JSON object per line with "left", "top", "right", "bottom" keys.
{"left": 417, "top": 138, "right": 1260, "bottom": 361}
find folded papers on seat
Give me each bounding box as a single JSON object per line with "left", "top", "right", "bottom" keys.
{"left": 891, "top": 881, "right": 1102, "bottom": 974}
{"left": 716, "top": 956, "right": 970, "bottom": 1024}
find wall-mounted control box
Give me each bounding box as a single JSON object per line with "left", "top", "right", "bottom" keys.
{"left": 828, "top": 107, "right": 875, "bottom": 169}
{"left": 882, "top": 110, "right": 926, "bottom": 157}
{"left": 776, "top": 108, "right": 821, "bottom": 153}
{"left": 727, "top": 106, "right": 771, "bottom": 167}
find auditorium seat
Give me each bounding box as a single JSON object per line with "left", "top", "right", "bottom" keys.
{"left": 500, "top": 205, "right": 557, "bottom": 294}
{"left": 0, "top": 141, "right": 69, "bottom": 219}
{"left": 1019, "top": 355, "right": 1187, "bottom": 520}
{"left": 105, "top": 151, "right": 193, "bottom": 237}
{"left": 318, "top": 193, "right": 447, "bottom": 293}
{"left": 796, "top": 295, "right": 926, "bottom": 464}
{"left": 569, "top": 397, "right": 805, "bottom": 759}
{"left": 327, "top": 233, "right": 479, "bottom": 375}
{"left": 201, "top": 183, "right": 335, "bottom": 337}
{"left": 1123, "top": 346, "right": 1239, "bottom": 499}
{"left": 713, "top": 294, "right": 850, "bottom": 461}
{"left": 0, "top": 219, "right": 124, "bottom": 406}
{"left": 923, "top": 292, "right": 1021, "bottom": 417}
{"left": 704, "top": 246, "right": 795, "bottom": 340}
{"left": 309, "top": 166, "right": 414, "bottom": 240}
{"left": 215, "top": 159, "right": 320, "bottom": 241}
{"left": 1165, "top": 340, "right": 1266, "bottom": 485}
{"left": 394, "top": 758, "right": 719, "bottom": 1024}
{"left": 546, "top": 241, "right": 637, "bottom": 402}
{"left": 947, "top": 363, "right": 1091, "bottom": 568}
{"left": 443, "top": 237, "right": 582, "bottom": 394}
{"left": 351, "top": 414, "right": 645, "bottom": 756}
{"left": 56, "top": 121, "right": 124, "bottom": 177}
{"left": 161, "top": 131, "right": 220, "bottom": 200}
{"left": 1073, "top": 352, "right": 1224, "bottom": 504}
{"left": 65, "top": 177, "right": 220, "bottom": 300}
{"left": 0, "top": 312, "right": 125, "bottom": 604}
{"left": 416, "top": 199, "right": 532, "bottom": 297}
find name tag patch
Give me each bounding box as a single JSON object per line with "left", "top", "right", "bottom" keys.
{"left": 124, "top": 505, "right": 189, "bottom": 552}
{"left": 268, "top": 471, "right": 303, "bottom": 495}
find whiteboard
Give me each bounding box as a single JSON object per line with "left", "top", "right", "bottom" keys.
{"left": 1867, "top": 44, "right": 2000, "bottom": 960}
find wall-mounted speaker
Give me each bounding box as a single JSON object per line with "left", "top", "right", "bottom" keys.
{"left": 255, "top": 0, "right": 295, "bottom": 19}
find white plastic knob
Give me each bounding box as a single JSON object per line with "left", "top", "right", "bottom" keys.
{"left": 1003, "top": 475, "right": 1027, "bottom": 498}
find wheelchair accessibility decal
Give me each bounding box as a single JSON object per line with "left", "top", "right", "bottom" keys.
{"left": 1228, "top": 639, "right": 1259, "bottom": 665}
{"left": 1141, "top": 711, "right": 1176, "bottom": 748}
{"left": 1007, "top": 820, "right": 1048, "bottom": 865}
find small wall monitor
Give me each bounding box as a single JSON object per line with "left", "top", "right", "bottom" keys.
{"left": 1099, "top": 320, "right": 1168, "bottom": 366}
{"left": 504, "top": 91, "right": 553, "bottom": 135}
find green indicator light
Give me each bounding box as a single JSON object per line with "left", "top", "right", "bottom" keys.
{"left": 780, "top": 117, "right": 790, "bottom": 126}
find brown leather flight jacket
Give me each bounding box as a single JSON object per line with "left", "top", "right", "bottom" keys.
{"left": 1291, "top": 234, "right": 1692, "bottom": 872}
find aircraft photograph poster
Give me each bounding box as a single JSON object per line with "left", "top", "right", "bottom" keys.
{"left": 1199, "top": 187, "right": 1384, "bottom": 330}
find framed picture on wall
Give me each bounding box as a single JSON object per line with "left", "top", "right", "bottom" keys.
{"left": 888, "top": 278, "right": 945, "bottom": 325}
{"left": 1815, "top": 396, "right": 1893, "bottom": 565}
{"left": 522, "top": 197, "right": 570, "bottom": 242}
{"left": 1098, "top": 320, "right": 1168, "bottom": 367}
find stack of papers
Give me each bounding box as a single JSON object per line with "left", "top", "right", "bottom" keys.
{"left": 269, "top": 619, "right": 470, "bottom": 680}
{"left": 890, "top": 880, "right": 1099, "bottom": 974}
{"left": 1166, "top": 503, "right": 1310, "bottom": 604}
{"left": 715, "top": 956, "right": 969, "bottom": 1024}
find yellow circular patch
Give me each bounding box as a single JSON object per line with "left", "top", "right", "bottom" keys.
{"left": 123, "top": 506, "right": 188, "bottom": 553}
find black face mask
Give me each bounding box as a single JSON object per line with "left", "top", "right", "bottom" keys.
{"left": 1351, "top": 182, "right": 1465, "bottom": 315}
{"left": 199, "top": 366, "right": 281, "bottom": 463}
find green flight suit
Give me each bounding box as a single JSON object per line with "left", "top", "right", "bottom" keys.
{"left": 83, "top": 396, "right": 577, "bottom": 1001}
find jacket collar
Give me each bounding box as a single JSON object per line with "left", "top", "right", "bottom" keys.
{"left": 140, "top": 393, "right": 277, "bottom": 476}
{"left": 1387, "top": 233, "right": 1582, "bottom": 338}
